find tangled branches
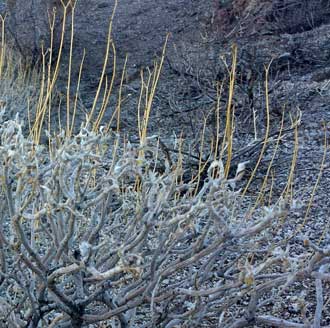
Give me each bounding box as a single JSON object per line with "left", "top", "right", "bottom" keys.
{"left": 0, "top": 118, "right": 328, "bottom": 327}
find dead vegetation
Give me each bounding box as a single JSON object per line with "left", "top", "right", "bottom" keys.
{"left": 0, "top": 1, "right": 329, "bottom": 327}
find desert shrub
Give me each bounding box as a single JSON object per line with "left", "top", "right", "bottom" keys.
{"left": 0, "top": 114, "right": 328, "bottom": 328}
{"left": 0, "top": 3, "right": 329, "bottom": 328}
